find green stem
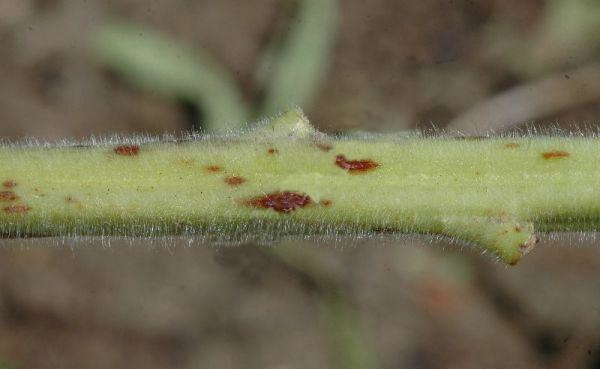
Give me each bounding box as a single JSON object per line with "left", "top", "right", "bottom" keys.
{"left": 1, "top": 108, "right": 596, "bottom": 264}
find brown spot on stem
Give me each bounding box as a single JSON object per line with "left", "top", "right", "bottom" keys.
{"left": 4, "top": 205, "right": 31, "bottom": 214}
{"left": 319, "top": 199, "right": 332, "bottom": 207}
{"left": 335, "top": 154, "right": 379, "bottom": 172}
{"left": 315, "top": 142, "right": 333, "bottom": 151}
{"left": 267, "top": 148, "right": 279, "bottom": 155}
{"left": 542, "top": 150, "right": 569, "bottom": 159}
{"left": 205, "top": 165, "right": 223, "bottom": 173}
{"left": 505, "top": 142, "right": 519, "bottom": 148}
{"left": 225, "top": 176, "right": 246, "bottom": 186}
{"left": 114, "top": 144, "right": 140, "bottom": 156}
{"left": 0, "top": 191, "right": 18, "bottom": 202}
{"left": 245, "top": 191, "right": 312, "bottom": 213}
{"left": 2, "top": 180, "right": 16, "bottom": 188}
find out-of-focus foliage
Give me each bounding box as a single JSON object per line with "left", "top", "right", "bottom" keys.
{"left": 257, "top": 0, "right": 338, "bottom": 116}
{"left": 486, "top": 0, "right": 600, "bottom": 76}
{"left": 0, "top": 359, "right": 15, "bottom": 369}
{"left": 320, "top": 292, "right": 379, "bottom": 369}
{"left": 92, "top": 22, "right": 249, "bottom": 132}
{"left": 543, "top": 0, "right": 600, "bottom": 63}
{"left": 92, "top": 0, "right": 338, "bottom": 132}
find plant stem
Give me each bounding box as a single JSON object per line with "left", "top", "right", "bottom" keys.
{"left": 1, "top": 108, "right": 597, "bottom": 264}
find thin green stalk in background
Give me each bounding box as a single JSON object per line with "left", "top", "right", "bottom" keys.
{"left": 2, "top": 107, "right": 600, "bottom": 265}
{"left": 92, "top": 0, "right": 338, "bottom": 129}
{"left": 93, "top": 22, "right": 249, "bottom": 132}
{"left": 256, "top": 0, "right": 339, "bottom": 116}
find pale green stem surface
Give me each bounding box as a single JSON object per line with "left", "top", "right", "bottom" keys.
{"left": 0, "top": 108, "right": 597, "bottom": 264}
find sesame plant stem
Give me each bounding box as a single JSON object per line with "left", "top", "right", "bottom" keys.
{"left": 0, "top": 108, "right": 596, "bottom": 264}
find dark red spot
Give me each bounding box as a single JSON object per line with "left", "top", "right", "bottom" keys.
{"left": 542, "top": 151, "right": 569, "bottom": 159}
{"left": 315, "top": 142, "right": 333, "bottom": 151}
{"left": 245, "top": 191, "right": 312, "bottom": 213}
{"left": 0, "top": 191, "right": 18, "bottom": 202}
{"left": 205, "top": 165, "right": 223, "bottom": 173}
{"left": 335, "top": 154, "right": 379, "bottom": 172}
{"left": 65, "top": 196, "right": 77, "bottom": 203}
{"left": 225, "top": 176, "right": 246, "bottom": 186}
{"left": 505, "top": 142, "right": 519, "bottom": 148}
{"left": 114, "top": 144, "right": 140, "bottom": 156}
{"left": 4, "top": 205, "right": 31, "bottom": 214}
{"left": 2, "top": 180, "right": 16, "bottom": 188}
{"left": 319, "top": 199, "right": 332, "bottom": 207}
{"left": 267, "top": 148, "right": 279, "bottom": 155}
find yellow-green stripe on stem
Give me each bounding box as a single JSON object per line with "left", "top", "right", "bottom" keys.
{"left": 1, "top": 108, "right": 597, "bottom": 264}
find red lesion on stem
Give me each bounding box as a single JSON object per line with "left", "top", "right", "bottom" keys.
{"left": 0, "top": 191, "right": 18, "bottom": 202}
{"left": 267, "top": 148, "right": 279, "bottom": 155}
{"left": 205, "top": 165, "right": 223, "bottom": 173}
{"left": 244, "top": 191, "right": 312, "bottom": 213}
{"left": 114, "top": 144, "right": 140, "bottom": 156}
{"left": 542, "top": 150, "right": 569, "bottom": 159}
{"left": 335, "top": 154, "right": 379, "bottom": 172}
{"left": 2, "top": 180, "right": 16, "bottom": 188}
{"left": 224, "top": 176, "right": 246, "bottom": 186}
{"left": 505, "top": 142, "right": 519, "bottom": 148}
{"left": 4, "top": 205, "right": 31, "bottom": 214}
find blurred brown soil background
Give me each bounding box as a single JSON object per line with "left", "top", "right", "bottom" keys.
{"left": 1, "top": 1, "right": 600, "bottom": 368}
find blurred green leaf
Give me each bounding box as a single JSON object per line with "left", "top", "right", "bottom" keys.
{"left": 484, "top": 0, "right": 600, "bottom": 76}
{"left": 546, "top": 0, "right": 600, "bottom": 48}
{"left": 258, "top": 0, "right": 339, "bottom": 115}
{"left": 320, "top": 291, "right": 380, "bottom": 369}
{"left": 266, "top": 243, "right": 380, "bottom": 369}
{"left": 0, "top": 359, "right": 16, "bottom": 369}
{"left": 92, "top": 21, "right": 249, "bottom": 132}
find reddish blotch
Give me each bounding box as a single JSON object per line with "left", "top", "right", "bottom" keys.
{"left": 335, "top": 154, "right": 379, "bottom": 172}
{"left": 225, "top": 176, "right": 246, "bottom": 186}
{"left": 542, "top": 151, "right": 570, "bottom": 159}
{"left": 505, "top": 143, "right": 519, "bottom": 148}
{"left": 0, "top": 191, "right": 18, "bottom": 202}
{"left": 267, "top": 148, "right": 279, "bottom": 155}
{"left": 2, "top": 180, "right": 16, "bottom": 188}
{"left": 245, "top": 191, "right": 312, "bottom": 213}
{"left": 205, "top": 165, "right": 223, "bottom": 173}
{"left": 114, "top": 144, "right": 140, "bottom": 156}
{"left": 4, "top": 205, "right": 31, "bottom": 214}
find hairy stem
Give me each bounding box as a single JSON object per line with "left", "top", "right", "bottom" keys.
{"left": 0, "top": 108, "right": 597, "bottom": 264}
